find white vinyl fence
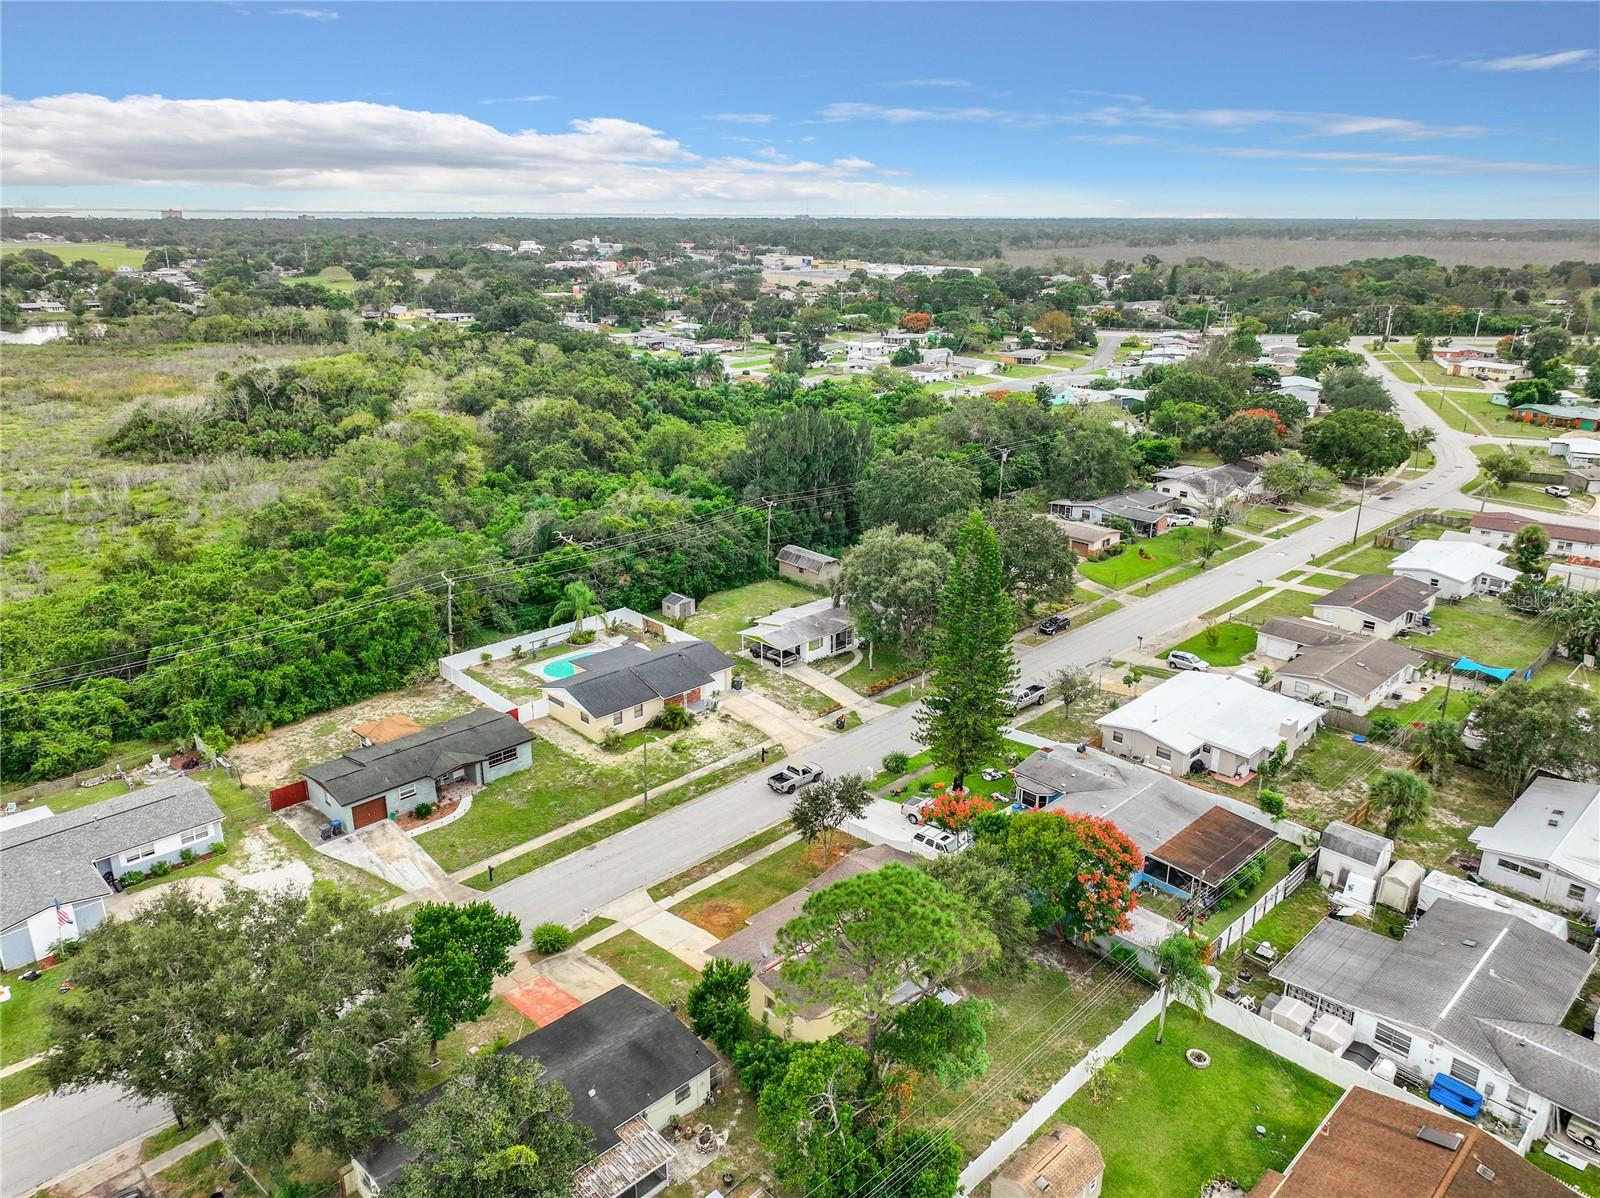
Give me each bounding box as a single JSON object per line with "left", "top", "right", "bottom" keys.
{"left": 1210, "top": 853, "right": 1316, "bottom": 957}
{"left": 957, "top": 991, "right": 1162, "bottom": 1194}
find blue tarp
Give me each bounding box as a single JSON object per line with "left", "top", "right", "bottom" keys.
{"left": 1429, "top": 1072, "right": 1484, "bottom": 1119}
{"left": 1453, "top": 657, "right": 1516, "bottom": 684}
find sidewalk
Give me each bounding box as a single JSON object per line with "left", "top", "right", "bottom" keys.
{"left": 782, "top": 661, "right": 896, "bottom": 719}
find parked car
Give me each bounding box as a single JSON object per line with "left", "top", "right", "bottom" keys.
{"left": 900, "top": 794, "right": 937, "bottom": 824}
{"left": 910, "top": 826, "right": 971, "bottom": 856}
{"left": 766, "top": 762, "right": 824, "bottom": 794}
{"left": 1167, "top": 650, "right": 1211, "bottom": 672}
{"left": 1545, "top": 484, "right": 1572, "bottom": 498}
{"left": 1567, "top": 1114, "right": 1600, "bottom": 1152}
{"left": 1005, "top": 683, "right": 1049, "bottom": 712}
{"left": 1037, "top": 612, "right": 1072, "bottom": 635}
{"left": 1167, "top": 513, "right": 1198, "bottom": 527}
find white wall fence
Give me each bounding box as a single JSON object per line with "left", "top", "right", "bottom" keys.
{"left": 438, "top": 607, "right": 690, "bottom": 721}
{"left": 1210, "top": 853, "right": 1316, "bottom": 957}
{"left": 957, "top": 991, "right": 1162, "bottom": 1194}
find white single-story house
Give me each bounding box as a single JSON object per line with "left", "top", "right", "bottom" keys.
{"left": 1389, "top": 540, "right": 1519, "bottom": 600}
{"left": 544, "top": 639, "right": 735, "bottom": 742}
{"left": 0, "top": 777, "right": 225, "bottom": 969}
{"left": 845, "top": 340, "right": 891, "bottom": 361}
{"left": 1451, "top": 510, "right": 1600, "bottom": 559}
{"left": 1151, "top": 463, "right": 1262, "bottom": 508}
{"left": 1257, "top": 617, "right": 1425, "bottom": 715}
{"left": 345, "top": 985, "right": 715, "bottom": 1198}
{"left": 302, "top": 710, "right": 534, "bottom": 830}
{"left": 1047, "top": 516, "right": 1122, "bottom": 559}
{"left": 1271, "top": 898, "right": 1596, "bottom": 1142}
{"left": 1548, "top": 434, "right": 1600, "bottom": 468}
{"left": 1470, "top": 776, "right": 1599, "bottom": 922}
{"left": 919, "top": 346, "right": 955, "bottom": 368}
{"left": 904, "top": 362, "right": 958, "bottom": 383}
{"left": 738, "top": 596, "right": 855, "bottom": 666}
{"left": 1310, "top": 574, "right": 1437, "bottom": 639}
{"left": 1050, "top": 489, "right": 1176, "bottom": 538}
{"left": 776, "top": 544, "right": 842, "bottom": 588}
{"left": 1096, "top": 672, "right": 1324, "bottom": 779}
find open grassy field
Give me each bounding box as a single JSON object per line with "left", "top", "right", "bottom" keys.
{"left": 1052, "top": 1004, "right": 1341, "bottom": 1197}
{"left": 587, "top": 930, "right": 700, "bottom": 1009}
{"left": 309, "top": 266, "right": 359, "bottom": 292}
{"left": 682, "top": 578, "right": 821, "bottom": 652}
{"left": 1165, "top": 621, "right": 1258, "bottom": 666}
{"left": 2, "top": 240, "right": 150, "bottom": 269}
{"left": 1421, "top": 596, "right": 1556, "bottom": 667}
{"left": 1078, "top": 529, "right": 1242, "bottom": 589}
{"left": 0, "top": 340, "right": 320, "bottom": 600}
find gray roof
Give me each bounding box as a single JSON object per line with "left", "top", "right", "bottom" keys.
{"left": 555, "top": 640, "right": 734, "bottom": 719}
{"left": 1260, "top": 617, "right": 1354, "bottom": 649}
{"left": 1271, "top": 898, "right": 1593, "bottom": 1066}
{"left": 1271, "top": 627, "right": 1424, "bottom": 698}
{"left": 739, "top": 604, "right": 854, "bottom": 652}
{"left": 1, "top": 776, "right": 224, "bottom": 931}
{"left": 662, "top": 592, "right": 691, "bottom": 606}
{"left": 776, "top": 544, "right": 838, "bottom": 571}
{"left": 1313, "top": 574, "right": 1438, "bottom": 622}
{"left": 358, "top": 985, "right": 713, "bottom": 1189}
{"left": 302, "top": 709, "right": 533, "bottom": 806}
{"left": 1481, "top": 1021, "right": 1600, "bottom": 1122}
{"left": 1320, "top": 820, "right": 1392, "bottom": 867}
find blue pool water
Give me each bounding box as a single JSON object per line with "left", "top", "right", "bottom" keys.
{"left": 534, "top": 648, "right": 600, "bottom": 681}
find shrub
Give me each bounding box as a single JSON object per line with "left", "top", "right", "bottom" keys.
{"left": 1367, "top": 714, "right": 1404, "bottom": 744}
{"left": 1258, "top": 788, "right": 1287, "bottom": 820}
{"left": 121, "top": 870, "right": 146, "bottom": 886}
{"left": 412, "top": 801, "right": 434, "bottom": 819}
{"left": 732, "top": 1033, "right": 795, "bottom": 1098}
{"left": 179, "top": 847, "right": 197, "bottom": 866}
{"left": 210, "top": 843, "right": 226, "bottom": 857}
{"left": 531, "top": 922, "right": 573, "bottom": 954}
{"left": 57, "top": 938, "right": 83, "bottom": 958}
{"left": 686, "top": 959, "right": 754, "bottom": 1052}
{"left": 147, "top": 860, "right": 172, "bottom": 878}
{"left": 652, "top": 704, "right": 693, "bottom": 732}
{"left": 881, "top": 751, "right": 911, "bottom": 777}
{"left": 1108, "top": 944, "right": 1158, "bottom": 987}
{"left": 601, "top": 728, "right": 625, "bottom": 752}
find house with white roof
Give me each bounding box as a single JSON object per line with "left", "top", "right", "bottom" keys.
{"left": 1095, "top": 672, "right": 1324, "bottom": 780}
{"left": 1549, "top": 434, "right": 1600, "bottom": 468}
{"left": 1388, "top": 540, "right": 1519, "bottom": 600}
{"left": 1470, "top": 777, "right": 1600, "bottom": 921}
{"left": 738, "top": 597, "right": 855, "bottom": 666}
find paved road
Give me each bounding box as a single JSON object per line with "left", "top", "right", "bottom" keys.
{"left": 0, "top": 1085, "right": 172, "bottom": 1198}
{"left": 491, "top": 337, "right": 1487, "bottom": 931}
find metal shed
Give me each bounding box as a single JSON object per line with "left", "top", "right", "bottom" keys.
{"left": 661, "top": 592, "right": 696, "bottom": 619}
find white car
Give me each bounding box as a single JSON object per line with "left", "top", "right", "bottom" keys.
{"left": 1167, "top": 513, "right": 1198, "bottom": 527}
{"left": 910, "top": 826, "right": 971, "bottom": 856}
{"left": 1567, "top": 1113, "right": 1600, "bottom": 1152}
{"left": 1545, "top": 485, "right": 1572, "bottom": 499}
{"left": 1167, "top": 650, "right": 1211, "bottom": 672}
{"left": 900, "top": 794, "right": 937, "bottom": 824}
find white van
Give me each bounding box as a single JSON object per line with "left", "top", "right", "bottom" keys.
{"left": 1567, "top": 1113, "right": 1600, "bottom": 1152}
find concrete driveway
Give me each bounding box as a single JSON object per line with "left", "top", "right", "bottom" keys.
{"left": 314, "top": 817, "right": 452, "bottom": 894}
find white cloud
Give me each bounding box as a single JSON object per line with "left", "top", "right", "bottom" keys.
{"left": 1214, "top": 147, "right": 1591, "bottom": 176}
{"left": 885, "top": 78, "right": 973, "bottom": 88}
{"left": 704, "top": 112, "right": 773, "bottom": 124}
{"left": 272, "top": 7, "right": 339, "bottom": 20}
{"left": 482, "top": 95, "right": 553, "bottom": 105}
{"left": 1466, "top": 48, "right": 1596, "bottom": 72}
{"left": 820, "top": 102, "right": 1016, "bottom": 124}
{"left": 0, "top": 93, "right": 913, "bottom": 212}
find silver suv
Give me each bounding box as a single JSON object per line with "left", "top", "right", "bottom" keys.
{"left": 1166, "top": 650, "right": 1210, "bottom": 672}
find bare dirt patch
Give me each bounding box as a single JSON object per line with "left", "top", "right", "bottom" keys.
{"left": 228, "top": 679, "right": 478, "bottom": 787}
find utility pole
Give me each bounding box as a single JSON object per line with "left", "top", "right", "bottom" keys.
{"left": 1349, "top": 476, "right": 1368, "bottom": 545}
{"left": 641, "top": 734, "right": 654, "bottom": 813}
{"left": 1473, "top": 308, "right": 1485, "bottom": 338}
{"left": 764, "top": 499, "right": 776, "bottom": 565}
{"left": 1188, "top": 870, "right": 1206, "bottom": 936}
{"left": 441, "top": 572, "right": 455, "bottom": 653}
{"left": 997, "top": 447, "right": 1011, "bottom": 502}
{"left": 1382, "top": 305, "right": 1396, "bottom": 345}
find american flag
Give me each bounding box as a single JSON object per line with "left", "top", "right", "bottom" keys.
{"left": 54, "top": 899, "right": 72, "bottom": 928}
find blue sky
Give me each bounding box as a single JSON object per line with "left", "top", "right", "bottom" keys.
{"left": 2, "top": 1, "right": 1597, "bottom": 217}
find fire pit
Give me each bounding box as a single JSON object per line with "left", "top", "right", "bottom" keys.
{"left": 1186, "top": 1048, "right": 1212, "bottom": 1069}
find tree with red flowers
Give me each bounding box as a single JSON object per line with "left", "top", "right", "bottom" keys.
{"left": 927, "top": 790, "right": 998, "bottom": 832}
{"left": 977, "top": 810, "right": 1141, "bottom": 941}
{"left": 899, "top": 311, "right": 933, "bottom": 333}
{"left": 1236, "top": 408, "right": 1287, "bottom": 437}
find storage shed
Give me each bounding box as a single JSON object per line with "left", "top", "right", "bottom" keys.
{"left": 1269, "top": 995, "right": 1315, "bottom": 1037}
{"left": 992, "top": 1124, "right": 1104, "bottom": 1198}
{"left": 776, "top": 544, "right": 841, "bottom": 588}
{"left": 1309, "top": 1011, "right": 1355, "bottom": 1056}
{"left": 661, "top": 592, "right": 696, "bottom": 620}
{"left": 1376, "top": 859, "right": 1425, "bottom": 913}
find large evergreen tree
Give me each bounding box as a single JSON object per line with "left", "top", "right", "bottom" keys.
{"left": 915, "top": 510, "right": 1019, "bottom": 790}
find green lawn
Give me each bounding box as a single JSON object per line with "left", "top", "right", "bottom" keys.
{"left": 1298, "top": 572, "right": 1353, "bottom": 590}
{"left": 141, "top": 1122, "right": 206, "bottom": 1162}
{"left": 309, "top": 266, "right": 359, "bottom": 292}
{"left": 1216, "top": 879, "right": 1329, "bottom": 976}
{"left": 672, "top": 835, "right": 865, "bottom": 938}
{"left": 994, "top": 364, "right": 1053, "bottom": 378}
{"left": 0, "top": 962, "right": 82, "bottom": 1067}
{"left": 1019, "top": 691, "right": 1119, "bottom": 745}
{"left": 683, "top": 578, "right": 822, "bottom": 651}
{"left": 588, "top": 930, "right": 699, "bottom": 1009}
{"left": 1384, "top": 684, "right": 1478, "bottom": 727}
{"left": 0, "top": 1062, "right": 50, "bottom": 1110}
{"left": 2, "top": 240, "right": 150, "bottom": 269}
{"left": 1044, "top": 353, "right": 1089, "bottom": 368}
{"left": 1470, "top": 478, "right": 1582, "bottom": 513}
{"left": 1078, "top": 529, "right": 1242, "bottom": 589}
{"left": 1129, "top": 537, "right": 1255, "bottom": 598}
{"left": 1283, "top": 730, "right": 1386, "bottom": 793}
{"left": 1390, "top": 763, "right": 1511, "bottom": 873}
{"left": 460, "top": 751, "right": 769, "bottom": 890}
{"left": 1531, "top": 1143, "right": 1600, "bottom": 1196}
{"left": 1237, "top": 589, "right": 1318, "bottom": 624}
{"left": 1055, "top": 1005, "right": 1341, "bottom": 1197}
{"left": 918, "top": 951, "right": 1149, "bottom": 1160}
{"left": 1323, "top": 543, "right": 1403, "bottom": 574}
{"left": 1200, "top": 845, "right": 1296, "bottom": 937}
{"left": 420, "top": 720, "right": 762, "bottom": 873}
{"left": 1422, "top": 597, "right": 1555, "bottom": 667}
{"left": 1165, "top": 622, "right": 1258, "bottom": 667}
{"left": 1204, "top": 587, "right": 1271, "bottom": 619}
{"left": 835, "top": 643, "right": 923, "bottom": 696}
{"left": 1235, "top": 506, "right": 1297, "bottom": 535}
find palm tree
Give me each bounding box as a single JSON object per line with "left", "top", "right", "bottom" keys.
{"left": 549, "top": 581, "right": 604, "bottom": 642}
{"left": 1554, "top": 591, "right": 1600, "bottom": 660}
{"left": 1415, "top": 717, "right": 1463, "bottom": 784}
{"left": 1370, "top": 768, "right": 1433, "bottom": 837}
{"left": 1154, "top": 932, "right": 1211, "bottom": 1045}
{"left": 1408, "top": 426, "right": 1436, "bottom": 467}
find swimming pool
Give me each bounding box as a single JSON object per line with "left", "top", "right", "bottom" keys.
{"left": 532, "top": 648, "right": 601, "bottom": 682}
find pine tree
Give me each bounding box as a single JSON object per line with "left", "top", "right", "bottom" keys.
{"left": 915, "top": 510, "right": 1019, "bottom": 790}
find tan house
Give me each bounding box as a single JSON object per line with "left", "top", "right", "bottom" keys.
{"left": 993, "top": 1124, "right": 1104, "bottom": 1198}
{"left": 543, "top": 639, "right": 734, "bottom": 741}
{"left": 776, "top": 544, "right": 841, "bottom": 588}
{"left": 1048, "top": 516, "right": 1122, "bottom": 560}
{"left": 714, "top": 844, "right": 919, "bottom": 1040}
